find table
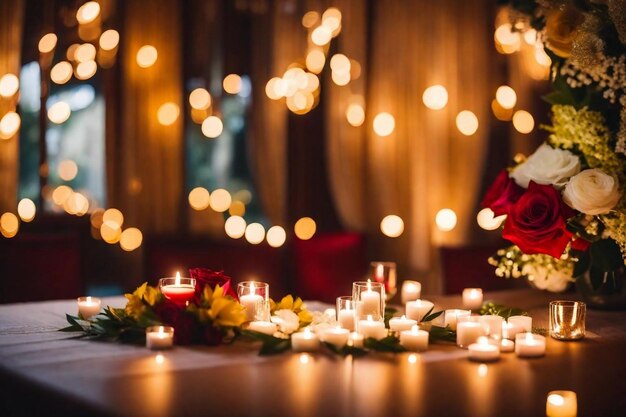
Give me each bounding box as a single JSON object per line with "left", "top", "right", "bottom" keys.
{"left": 1, "top": 289, "right": 626, "bottom": 417}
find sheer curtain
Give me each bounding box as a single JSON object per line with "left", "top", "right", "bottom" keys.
{"left": 325, "top": 0, "right": 494, "bottom": 292}
{"left": 0, "top": 0, "right": 24, "bottom": 213}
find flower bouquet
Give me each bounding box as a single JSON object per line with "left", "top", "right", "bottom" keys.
{"left": 486, "top": 1, "right": 626, "bottom": 304}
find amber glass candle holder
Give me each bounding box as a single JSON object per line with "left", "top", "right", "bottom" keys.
{"left": 549, "top": 301, "right": 586, "bottom": 340}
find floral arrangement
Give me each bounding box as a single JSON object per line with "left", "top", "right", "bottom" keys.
{"left": 486, "top": 0, "right": 626, "bottom": 293}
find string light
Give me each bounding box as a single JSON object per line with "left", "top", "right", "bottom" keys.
{"left": 76, "top": 1, "right": 101, "bottom": 24}
{"left": 435, "top": 209, "right": 457, "bottom": 232}
{"left": 120, "top": 228, "right": 143, "bottom": 251}
{"left": 48, "top": 102, "right": 71, "bottom": 124}
{"left": 50, "top": 61, "right": 73, "bottom": 84}
{"left": 99, "top": 30, "right": 120, "bottom": 51}
{"left": 422, "top": 85, "right": 448, "bottom": 110}
{"left": 245, "top": 223, "right": 266, "bottom": 245}
{"left": 157, "top": 102, "right": 180, "bottom": 126}
{"left": 189, "top": 88, "right": 211, "bottom": 110}
{"left": 266, "top": 225, "right": 287, "bottom": 248}
{"left": 456, "top": 110, "right": 479, "bottom": 136}
{"left": 209, "top": 189, "right": 232, "bottom": 212}
{"left": 188, "top": 187, "right": 210, "bottom": 210}
{"left": 75, "top": 60, "right": 97, "bottom": 80}
{"left": 225, "top": 216, "right": 246, "bottom": 239}
{"left": 495, "top": 85, "right": 517, "bottom": 109}
{"left": 17, "top": 199, "right": 36, "bottom": 223}
{"left": 202, "top": 116, "right": 223, "bottom": 138}
{"left": 0, "top": 212, "right": 19, "bottom": 238}
{"left": 223, "top": 74, "right": 242, "bottom": 94}
{"left": 380, "top": 215, "right": 404, "bottom": 238}
{"left": 58, "top": 160, "right": 78, "bottom": 181}
{"left": 373, "top": 112, "right": 395, "bottom": 137}
{"left": 136, "top": 45, "right": 158, "bottom": 68}
{"left": 0, "top": 112, "right": 21, "bottom": 139}
{"left": 38, "top": 33, "right": 57, "bottom": 54}
{"left": 346, "top": 103, "right": 365, "bottom": 127}
{"left": 294, "top": 217, "right": 316, "bottom": 240}
{"left": 512, "top": 110, "right": 534, "bottom": 134}
{"left": 0, "top": 74, "right": 19, "bottom": 98}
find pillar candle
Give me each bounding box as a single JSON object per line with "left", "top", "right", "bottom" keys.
{"left": 468, "top": 337, "right": 500, "bottom": 362}
{"left": 319, "top": 327, "right": 350, "bottom": 347}
{"left": 358, "top": 317, "right": 387, "bottom": 340}
{"left": 457, "top": 321, "right": 487, "bottom": 348}
{"left": 338, "top": 309, "right": 355, "bottom": 331}
{"left": 291, "top": 328, "right": 320, "bottom": 352}
{"left": 400, "top": 326, "right": 429, "bottom": 351}
{"left": 515, "top": 332, "right": 546, "bottom": 358}
{"left": 479, "top": 315, "right": 504, "bottom": 339}
{"left": 240, "top": 293, "right": 264, "bottom": 322}
{"left": 389, "top": 315, "right": 417, "bottom": 333}
{"left": 359, "top": 288, "right": 381, "bottom": 317}
{"left": 405, "top": 300, "right": 434, "bottom": 322}
{"left": 462, "top": 288, "right": 483, "bottom": 310}
{"left": 502, "top": 322, "right": 524, "bottom": 340}
{"left": 509, "top": 315, "right": 532, "bottom": 332}
{"left": 444, "top": 309, "right": 471, "bottom": 331}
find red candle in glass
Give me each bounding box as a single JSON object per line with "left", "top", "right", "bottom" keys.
{"left": 159, "top": 273, "right": 196, "bottom": 304}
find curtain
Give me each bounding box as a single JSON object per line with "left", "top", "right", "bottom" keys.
{"left": 326, "top": 0, "right": 494, "bottom": 293}
{"left": 110, "top": 0, "right": 183, "bottom": 234}
{"left": 0, "top": 0, "right": 24, "bottom": 213}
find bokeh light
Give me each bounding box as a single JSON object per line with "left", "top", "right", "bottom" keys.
{"left": 0, "top": 74, "right": 19, "bottom": 98}
{"left": 201, "top": 116, "right": 223, "bottom": 138}
{"left": 346, "top": 103, "right": 365, "bottom": 127}
{"left": 75, "top": 43, "right": 96, "bottom": 63}
{"left": 435, "top": 208, "right": 457, "bottom": 232}
{"left": 494, "top": 23, "right": 520, "bottom": 54}
{"left": 188, "top": 187, "right": 210, "bottom": 210}
{"left": 50, "top": 61, "right": 73, "bottom": 84}
{"left": 223, "top": 74, "right": 242, "bottom": 94}
{"left": 48, "top": 102, "right": 71, "bottom": 124}
{"left": 90, "top": 208, "right": 105, "bottom": 229}
{"left": 373, "top": 112, "right": 395, "bottom": 137}
{"left": 266, "top": 225, "right": 287, "bottom": 248}
{"left": 331, "top": 70, "right": 350, "bottom": 86}
{"left": 476, "top": 208, "right": 506, "bottom": 231}
{"left": 76, "top": 1, "right": 100, "bottom": 24}
{"left": 38, "top": 33, "right": 57, "bottom": 53}
{"left": 294, "top": 217, "right": 316, "bottom": 240}
{"left": 17, "top": 198, "right": 36, "bottom": 222}
{"left": 157, "top": 102, "right": 180, "bottom": 126}
{"left": 0, "top": 112, "right": 21, "bottom": 139}
{"left": 101, "top": 221, "right": 122, "bottom": 244}
{"left": 225, "top": 216, "right": 246, "bottom": 239}
{"left": 120, "top": 228, "right": 143, "bottom": 251}
{"left": 422, "top": 85, "right": 448, "bottom": 110}
{"left": 245, "top": 223, "right": 266, "bottom": 245}
{"left": 306, "top": 49, "right": 326, "bottom": 74}
{"left": 265, "top": 77, "right": 285, "bottom": 100}
{"left": 495, "top": 85, "right": 517, "bottom": 109}
{"left": 302, "top": 11, "right": 320, "bottom": 28}
{"left": 75, "top": 60, "right": 97, "bottom": 80}
{"left": 136, "top": 45, "right": 158, "bottom": 68}
{"left": 330, "top": 54, "right": 350, "bottom": 74}
{"left": 209, "top": 189, "right": 232, "bottom": 212}
{"left": 491, "top": 99, "right": 513, "bottom": 121}
{"left": 58, "top": 160, "right": 78, "bottom": 181}
{"left": 99, "top": 30, "right": 120, "bottom": 51}
{"left": 103, "top": 208, "right": 124, "bottom": 228}
{"left": 512, "top": 110, "right": 534, "bottom": 134}
{"left": 0, "top": 212, "right": 19, "bottom": 238}
{"left": 189, "top": 88, "right": 211, "bottom": 110}
{"left": 380, "top": 215, "right": 404, "bottom": 238}
{"left": 52, "top": 185, "right": 73, "bottom": 205}
{"left": 311, "top": 26, "right": 332, "bottom": 46}
{"left": 228, "top": 200, "right": 246, "bottom": 217}
{"left": 456, "top": 110, "right": 479, "bottom": 136}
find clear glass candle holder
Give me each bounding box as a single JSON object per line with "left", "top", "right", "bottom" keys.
{"left": 158, "top": 276, "right": 197, "bottom": 304}
{"left": 238, "top": 281, "right": 270, "bottom": 321}
{"left": 549, "top": 301, "right": 586, "bottom": 340}
{"left": 369, "top": 262, "right": 397, "bottom": 301}
{"left": 352, "top": 281, "right": 385, "bottom": 323}
{"left": 336, "top": 296, "right": 356, "bottom": 331}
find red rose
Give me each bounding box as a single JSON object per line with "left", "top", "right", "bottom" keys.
{"left": 502, "top": 181, "right": 574, "bottom": 258}
{"left": 188, "top": 268, "right": 238, "bottom": 302}
{"left": 571, "top": 236, "right": 590, "bottom": 252}
{"left": 482, "top": 170, "right": 525, "bottom": 216}
{"left": 154, "top": 301, "right": 196, "bottom": 344}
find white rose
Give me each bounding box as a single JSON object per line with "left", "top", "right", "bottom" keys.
{"left": 523, "top": 264, "right": 572, "bottom": 293}
{"left": 271, "top": 309, "right": 300, "bottom": 334}
{"left": 562, "top": 168, "right": 621, "bottom": 215}
{"left": 510, "top": 144, "right": 581, "bottom": 189}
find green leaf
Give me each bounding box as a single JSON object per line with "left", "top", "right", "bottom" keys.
{"left": 363, "top": 336, "right": 406, "bottom": 353}
{"left": 428, "top": 325, "right": 456, "bottom": 343}
{"left": 479, "top": 302, "right": 526, "bottom": 320}
{"left": 384, "top": 307, "right": 398, "bottom": 328}
{"left": 422, "top": 308, "right": 444, "bottom": 323}
{"left": 240, "top": 330, "right": 292, "bottom": 356}
{"left": 323, "top": 342, "right": 368, "bottom": 357}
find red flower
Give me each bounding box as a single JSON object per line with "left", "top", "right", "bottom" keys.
{"left": 571, "top": 236, "right": 590, "bottom": 252}
{"left": 188, "top": 268, "right": 238, "bottom": 302}
{"left": 502, "top": 181, "right": 574, "bottom": 258}
{"left": 154, "top": 301, "right": 196, "bottom": 345}
{"left": 482, "top": 170, "right": 525, "bottom": 216}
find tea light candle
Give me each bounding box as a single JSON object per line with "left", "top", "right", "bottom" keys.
{"left": 500, "top": 339, "right": 515, "bottom": 353}
{"left": 479, "top": 315, "right": 504, "bottom": 338}
{"left": 338, "top": 309, "right": 355, "bottom": 331}
{"left": 348, "top": 332, "right": 364, "bottom": 348}
{"left": 515, "top": 332, "right": 546, "bottom": 358}
{"left": 146, "top": 326, "right": 174, "bottom": 350}
{"left": 320, "top": 327, "right": 350, "bottom": 347}
{"left": 444, "top": 309, "right": 471, "bottom": 331}
{"left": 247, "top": 321, "right": 278, "bottom": 336}
{"left": 405, "top": 299, "right": 434, "bottom": 322}
{"left": 546, "top": 390, "right": 577, "bottom": 417}
{"left": 456, "top": 320, "right": 487, "bottom": 348}
{"left": 462, "top": 288, "right": 483, "bottom": 310}
{"left": 291, "top": 328, "right": 320, "bottom": 352}
{"left": 401, "top": 281, "right": 421, "bottom": 304}
{"left": 358, "top": 316, "right": 387, "bottom": 340}
{"left": 240, "top": 283, "right": 264, "bottom": 322}
{"left": 468, "top": 337, "right": 500, "bottom": 362}
{"left": 502, "top": 321, "right": 524, "bottom": 340}
{"left": 359, "top": 280, "right": 381, "bottom": 317}
{"left": 400, "top": 325, "right": 429, "bottom": 351}
{"left": 160, "top": 272, "right": 196, "bottom": 304}
{"left": 509, "top": 315, "right": 532, "bottom": 332}
{"left": 389, "top": 315, "right": 417, "bottom": 333}
{"left": 77, "top": 296, "right": 101, "bottom": 319}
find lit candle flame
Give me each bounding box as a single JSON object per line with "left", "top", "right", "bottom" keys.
{"left": 367, "top": 314, "right": 373, "bottom": 322}
{"left": 175, "top": 271, "right": 181, "bottom": 286}
{"left": 250, "top": 282, "right": 256, "bottom": 293}
{"left": 367, "top": 279, "right": 372, "bottom": 291}
{"left": 525, "top": 332, "right": 534, "bottom": 343}
{"left": 411, "top": 324, "right": 419, "bottom": 334}
{"left": 86, "top": 296, "right": 92, "bottom": 303}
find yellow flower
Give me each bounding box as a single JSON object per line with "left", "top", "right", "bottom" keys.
{"left": 270, "top": 294, "right": 313, "bottom": 328}
{"left": 193, "top": 285, "right": 246, "bottom": 328}
{"left": 124, "top": 282, "right": 161, "bottom": 320}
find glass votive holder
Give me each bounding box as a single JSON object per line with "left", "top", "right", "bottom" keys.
{"left": 546, "top": 390, "right": 577, "bottom": 417}
{"left": 336, "top": 296, "right": 355, "bottom": 331}
{"left": 401, "top": 280, "right": 421, "bottom": 304}
{"left": 369, "top": 262, "right": 397, "bottom": 301}
{"left": 158, "top": 274, "right": 196, "bottom": 304}
{"left": 238, "top": 281, "right": 270, "bottom": 322}
{"left": 352, "top": 280, "right": 385, "bottom": 322}
{"left": 549, "top": 301, "right": 586, "bottom": 340}
{"left": 77, "top": 296, "right": 101, "bottom": 319}
{"left": 146, "top": 326, "right": 175, "bottom": 350}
